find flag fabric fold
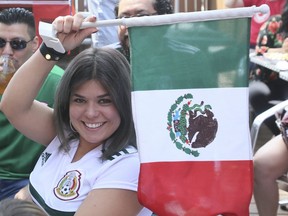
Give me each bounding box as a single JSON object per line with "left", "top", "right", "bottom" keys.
{"left": 130, "top": 11, "right": 253, "bottom": 216}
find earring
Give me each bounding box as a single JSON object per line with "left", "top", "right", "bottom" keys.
{"left": 70, "top": 121, "right": 77, "bottom": 133}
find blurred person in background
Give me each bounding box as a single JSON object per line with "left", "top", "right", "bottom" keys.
{"left": 225, "top": 0, "right": 285, "bottom": 48}
{"left": 111, "top": 0, "right": 174, "bottom": 61}
{"left": 87, "top": 0, "right": 119, "bottom": 47}
{"left": 226, "top": 0, "right": 288, "bottom": 135}
{"left": 0, "top": 7, "right": 63, "bottom": 201}
{"left": 250, "top": 1, "right": 288, "bottom": 136}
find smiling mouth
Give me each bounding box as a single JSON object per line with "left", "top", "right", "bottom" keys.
{"left": 84, "top": 122, "right": 104, "bottom": 129}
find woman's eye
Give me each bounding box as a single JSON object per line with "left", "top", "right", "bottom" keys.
{"left": 99, "top": 98, "right": 112, "bottom": 105}
{"left": 74, "top": 98, "right": 85, "bottom": 103}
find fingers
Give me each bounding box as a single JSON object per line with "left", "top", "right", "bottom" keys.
{"left": 85, "top": 15, "right": 97, "bottom": 23}
{"left": 51, "top": 13, "right": 98, "bottom": 51}
{"left": 72, "top": 13, "right": 86, "bottom": 31}
{"left": 53, "top": 13, "right": 88, "bottom": 34}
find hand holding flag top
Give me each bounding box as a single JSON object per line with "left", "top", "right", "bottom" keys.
{"left": 39, "top": 13, "right": 98, "bottom": 54}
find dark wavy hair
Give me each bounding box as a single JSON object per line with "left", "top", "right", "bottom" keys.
{"left": 0, "top": 7, "right": 35, "bottom": 38}
{"left": 115, "top": 0, "right": 174, "bottom": 16}
{"left": 53, "top": 47, "right": 136, "bottom": 160}
{"left": 153, "top": 0, "right": 174, "bottom": 14}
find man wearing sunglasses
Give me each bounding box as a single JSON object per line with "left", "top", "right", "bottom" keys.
{"left": 110, "top": 0, "right": 174, "bottom": 62}
{"left": 0, "top": 8, "right": 64, "bottom": 200}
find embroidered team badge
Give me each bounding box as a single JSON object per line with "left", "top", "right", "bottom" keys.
{"left": 54, "top": 170, "right": 81, "bottom": 200}
{"left": 167, "top": 93, "right": 218, "bottom": 157}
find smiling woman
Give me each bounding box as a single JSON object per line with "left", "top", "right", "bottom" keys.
{"left": 0, "top": 13, "right": 152, "bottom": 216}
{"left": 69, "top": 80, "right": 122, "bottom": 159}
{"left": 54, "top": 48, "right": 135, "bottom": 160}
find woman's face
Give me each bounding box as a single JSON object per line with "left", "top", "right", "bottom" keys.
{"left": 69, "top": 80, "right": 121, "bottom": 148}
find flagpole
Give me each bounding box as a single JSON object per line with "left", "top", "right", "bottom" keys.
{"left": 39, "top": 4, "right": 269, "bottom": 53}
{"left": 81, "top": 4, "right": 269, "bottom": 28}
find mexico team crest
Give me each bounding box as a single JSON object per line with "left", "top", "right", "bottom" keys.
{"left": 167, "top": 93, "right": 218, "bottom": 157}
{"left": 54, "top": 170, "right": 81, "bottom": 200}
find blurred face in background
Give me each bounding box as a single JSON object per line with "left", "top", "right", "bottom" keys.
{"left": 117, "top": 0, "right": 157, "bottom": 52}
{"left": 0, "top": 23, "right": 38, "bottom": 70}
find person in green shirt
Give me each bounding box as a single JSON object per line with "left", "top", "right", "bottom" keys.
{"left": 0, "top": 7, "right": 64, "bottom": 200}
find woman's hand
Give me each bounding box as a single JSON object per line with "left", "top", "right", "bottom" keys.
{"left": 52, "top": 13, "right": 98, "bottom": 51}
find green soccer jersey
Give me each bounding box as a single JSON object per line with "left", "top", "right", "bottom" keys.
{"left": 0, "top": 65, "right": 64, "bottom": 180}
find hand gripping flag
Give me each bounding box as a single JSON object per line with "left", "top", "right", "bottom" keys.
{"left": 128, "top": 5, "right": 269, "bottom": 216}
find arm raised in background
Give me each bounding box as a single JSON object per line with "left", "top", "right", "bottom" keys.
{"left": 0, "top": 14, "right": 97, "bottom": 146}
{"left": 224, "top": 0, "right": 244, "bottom": 8}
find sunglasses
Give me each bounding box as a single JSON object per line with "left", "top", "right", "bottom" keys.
{"left": 0, "top": 38, "right": 34, "bottom": 50}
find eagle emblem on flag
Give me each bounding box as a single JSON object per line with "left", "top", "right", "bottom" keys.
{"left": 167, "top": 93, "right": 218, "bottom": 156}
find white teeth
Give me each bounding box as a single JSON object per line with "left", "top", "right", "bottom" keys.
{"left": 85, "top": 123, "right": 103, "bottom": 128}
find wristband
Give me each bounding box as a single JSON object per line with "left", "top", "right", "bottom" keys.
{"left": 39, "top": 43, "right": 67, "bottom": 61}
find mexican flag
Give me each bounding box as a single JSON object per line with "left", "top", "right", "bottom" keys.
{"left": 128, "top": 6, "right": 267, "bottom": 216}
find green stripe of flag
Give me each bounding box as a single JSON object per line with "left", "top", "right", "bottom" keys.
{"left": 129, "top": 18, "right": 250, "bottom": 91}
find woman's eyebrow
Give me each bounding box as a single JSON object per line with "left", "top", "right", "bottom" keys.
{"left": 97, "top": 93, "right": 110, "bottom": 98}
{"left": 72, "top": 93, "right": 110, "bottom": 98}
{"left": 72, "top": 93, "right": 84, "bottom": 98}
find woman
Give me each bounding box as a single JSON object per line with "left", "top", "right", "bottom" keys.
{"left": 0, "top": 14, "right": 150, "bottom": 215}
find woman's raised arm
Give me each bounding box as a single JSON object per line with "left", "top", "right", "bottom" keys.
{"left": 0, "top": 14, "right": 97, "bottom": 146}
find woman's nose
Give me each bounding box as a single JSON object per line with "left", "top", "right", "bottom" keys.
{"left": 85, "top": 104, "right": 100, "bottom": 118}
